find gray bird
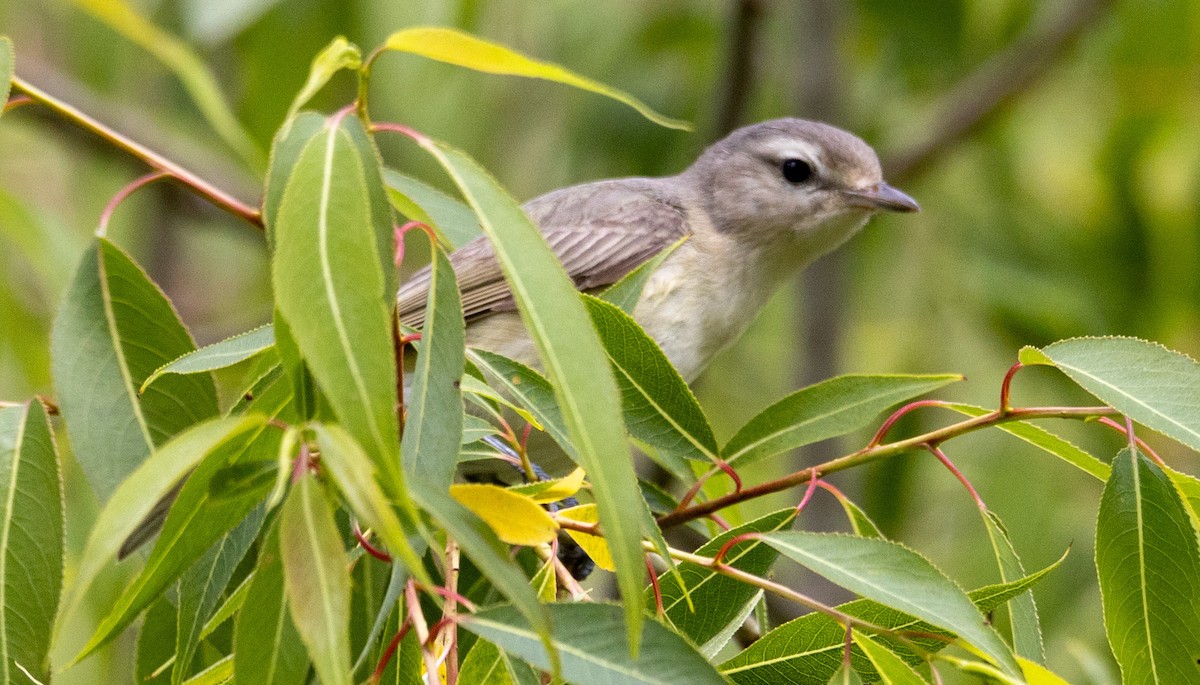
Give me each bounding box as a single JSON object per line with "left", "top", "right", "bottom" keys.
{"left": 396, "top": 118, "right": 918, "bottom": 381}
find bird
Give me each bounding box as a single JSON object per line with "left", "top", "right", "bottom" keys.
{"left": 396, "top": 118, "right": 918, "bottom": 381}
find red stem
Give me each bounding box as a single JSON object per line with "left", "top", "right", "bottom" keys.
{"left": 370, "top": 618, "right": 412, "bottom": 684}
{"left": 999, "top": 362, "right": 1023, "bottom": 412}
{"left": 97, "top": 171, "right": 170, "bottom": 236}
{"left": 646, "top": 556, "right": 665, "bottom": 616}
{"left": 353, "top": 523, "right": 393, "bottom": 563}
{"left": 1098, "top": 416, "right": 1166, "bottom": 466}
{"left": 925, "top": 443, "right": 986, "bottom": 510}
{"left": 868, "top": 400, "right": 952, "bottom": 448}
{"left": 795, "top": 468, "right": 820, "bottom": 514}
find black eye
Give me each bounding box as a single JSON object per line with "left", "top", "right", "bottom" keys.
{"left": 781, "top": 159, "right": 813, "bottom": 184}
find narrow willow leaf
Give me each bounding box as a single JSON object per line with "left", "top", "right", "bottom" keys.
{"left": 760, "top": 531, "right": 1020, "bottom": 676}
{"left": 460, "top": 374, "right": 541, "bottom": 429}
{"left": 508, "top": 467, "right": 584, "bottom": 503}
{"left": 312, "top": 424, "right": 428, "bottom": 583}
{"left": 532, "top": 559, "right": 557, "bottom": 603}
{"left": 0, "top": 37, "right": 13, "bottom": 113}
{"left": 271, "top": 114, "right": 404, "bottom": 497}
{"left": 402, "top": 245, "right": 465, "bottom": 491}
{"left": 136, "top": 599, "right": 176, "bottom": 685}
{"left": 1095, "top": 447, "right": 1200, "bottom": 683}
{"left": 854, "top": 635, "right": 927, "bottom": 685}
{"left": 1027, "top": 337, "right": 1200, "bottom": 451}
{"left": 0, "top": 402, "right": 62, "bottom": 684}
{"left": 827, "top": 664, "right": 864, "bottom": 685}
{"left": 234, "top": 525, "right": 308, "bottom": 685}
{"left": 67, "top": 0, "right": 262, "bottom": 166}
{"left": 381, "top": 27, "right": 689, "bottom": 130}
{"left": 413, "top": 137, "right": 644, "bottom": 646}
{"left": 1166, "top": 466, "right": 1200, "bottom": 530}
{"left": 342, "top": 109, "right": 400, "bottom": 297}
{"left": 142, "top": 325, "right": 276, "bottom": 392}
{"left": 76, "top": 417, "right": 278, "bottom": 661}
{"left": 944, "top": 403, "right": 1109, "bottom": 481}
{"left": 462, "top": 603, "right": 728, "bottom": 684}
{"left": 263, "top": 112, "right": 327, "bottom": 245}
{"left": 52, "top": 238, "right": 218, "bottom": 500}
{"left": 180, "top": 654, "right": 232, "bottom": 685}
{"left": 652, "top": 508, "right": 794, "bottom": 649}
{"left": 723, "top": 375, "right": 961, "bottom": 466}
{"left": 350, "top": 561, "right": 410, "bottom": 678}
{"left": 281, "top": 474, "right": 352, "bottom": 685}
{"left": 826, "top": 490, "right": 883, "bottom": 539}
{"left": 68, "top": 415, "right": 264, "bottom": 645}
{"left": 721, "top": 556, "right": 1065, "bottom": 684}
{"left": 286, "top": 36, "right": 361, "bottom": 120}
{"left": 466, "top": 349, "right": 574, "bottom": 457}
{"left": 584, "top": 295, "right": 719, "bottom": 465}
{"left": 384, "top": 169, "right": 482, "bottom": 248}
{"left": 459, "top": 638, "right": 518, "bottom": 685}
{"left": 599, "top": 237, "right": 687, "bottom": 314}
{"left": 450, "top": 483, "right": 558, "bottom": 546}
{"left": 271, "top": 312, "right": 319, "bottom": 421}
{"left": 1018, "top": 657, "right": 1071, "bottom": 685}
{"left": 981, "top": 510, "right": 1043, "bottom": 663}
{"left": 199, "top": 573, "right": 252, "bottom": 640}
{"left": 172, "top": 507, "right": 264, "bottom": 684}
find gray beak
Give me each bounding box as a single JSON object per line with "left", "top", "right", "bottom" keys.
{"left": 844, "top": 183, "right": 920, "bottom": 213}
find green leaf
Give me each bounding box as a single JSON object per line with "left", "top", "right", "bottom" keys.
{"left": 1034, "top": 336, "right": 1200, "bottom": 451}
{"left": 459, "top": 639, "right": 519, "bottom": 685}
{"left": 944, "top": 404, "right": 1109, "bottom": 481}
{"left": 723, "top": 375, "right": 962, "bottom": 466}
{"left": 142, "top": 325, "right": 276, "bottom": 393}
{"left": 981, "top": 510, "right": 1043, "bottom": 663}
{"left": 461, "top": 603, "right": 729, "bottom": 684}
{"left": 52, "top": 238, "right": 219, "bottom": 500}
{"left": 466, "top": 349, "right": 574, "bottom": 457}
{"left": 827, "top": 490, "right": 883, "bottom": 539}
{"left": 67, "top": 0, "right": 262, "bottom": 167}
{"left": 312, "top": 424, "right": 427, "bottom": 583}
{"left": 0, "top": 401, "right": 62, "bottom": 684}
{"left": 0, "top": 37, "right": 13, "bottom": 115}
{"left": 1166, "top": 466, "right": 1200, "bottom": 530}
{"left": 967, "top": 548, "right": 1068, "bottom": 613}
{"left": 172, "top": 507, "right": 264, "bottom": 684}
{"left": 68, "top": 415, "right": 265, "bottom": 650}
{"left": 234, "top": 524, "right": 309, "bottom": 685}
{"left": 599, "top": 237, "right": 687, "bottom": 314}
{"left": 384, "top": 169, "right": 482, "bottom": 248}
{"left": 652, "top": 508, "right": 794, "bottom": 651}
{"left": 1095, "top": 447, "right": 1200, "bottom": 683}
{"left": 263, "top": 112, "right": 327, "bottom": 244}
{"left": 380, "top": 27, "right": 690, "bottom": 130}
{"left": 413, "top": 136, "right": 644, "bottom": 645}
{"left": 585, "top": 295, "right": 719, "bottom": 468}
{"left": 760, "top": 531, "right": 1019, "bottom": 676}
{"left": 402, "top": 245, "right": 466, "bottom": 491}
{"left": 199, "top": 573, "right": 252, "bottom": 641}
{"left": 271, "top": 114, "right": 405, "bottom": 497}
{"left": 286, "top": 36, "right": 361, "bottom": 120}
{"left": 74, "top": 415, "right": 278, "bottom": 661}
{"left": 136, "top": 599, "right": 176, "bottom": 685}
{"left": 280, "top": 473, "right": 352, "bottom": 685}
{"left": 853, "top": 636, "right": 927, "bottom": 685}
{"left": 827, "top": 664, "right": 864, "bottom": 685}
{"left": 180, "top": 655, "right": 232, "bottom": 685}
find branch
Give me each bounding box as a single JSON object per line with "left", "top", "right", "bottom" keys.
{"left": 885, "top": 0, "right": 1115, "bottom": 183}
{"left": 10, "top": 75, "right": 263, "bottom": 229}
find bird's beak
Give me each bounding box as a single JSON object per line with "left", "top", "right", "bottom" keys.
{"left": 844, "top": 183, "right": 920, "bottom": 213}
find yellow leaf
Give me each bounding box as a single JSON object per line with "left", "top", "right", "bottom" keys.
{"left": 449, "top": 483, "right": 557, "bottom": 546}
{"left": 1018, "top": 657, "right": 1071, "bottom": 685}
{"left": 557, "top": 503, "right": 615, "bottom": 572}
{"left": 510, "top": 467, "right": 586, "bottom": 503}
{"left": 532, "top": 558, "right": 557, "bottom": 602}
{"left": 381, "top": 27, "right": 691, "bottom": 131}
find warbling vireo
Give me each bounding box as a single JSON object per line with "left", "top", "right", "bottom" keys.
{"left": 396, "top": 118, "right": 918, "bottom": 380}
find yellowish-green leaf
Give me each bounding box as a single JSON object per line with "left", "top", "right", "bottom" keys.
{"left": 1018, "top": 657, "right": 1071, "bottom": 685}
{"left": 287, "top": 36, "right": 361, "bottom": 121}
{"left": 380, "top": 27, "right": 690, "bottom": 130}
{"left": 533, "top": 559, "right": 557, "bottom": 603}
{"left": 557, "top": 504, "right": 614, "bottom": 572}
{"left": 449, "top": 483, "right": 558, "bottom": 546}
{"left": 68, "top": 0, "right": 263, "bottom": 168}
{"left": 509, "top": 467, "right": 585, "bottom": 504}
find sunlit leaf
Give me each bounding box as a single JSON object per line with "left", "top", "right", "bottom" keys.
{"left": 509, "top": 467, "right": 585, "bottom": 504}
{"left": 141, "top": 324, "right": 275, "bottom": 393}
{"left": 280, "top": 474, "right": 352, "bottom": 685}
{"left": 1023, "top": 337, "right": 1200, "bottom": 451}
{"left": 450, "top": 483, "right": 558, "bottom": 546}
{"left": 462, "top": 603, "right": 728, "bottom": 684}
{"left": 286, "top": 36, "right": 361, "bottom": 120}
{"left": 411, "top": 135, "right": 644, "bottom": 646}
{"left": 760, "top": 531, "right": 1019, "bottom": 677}
{"left": 723, "top": 375, "right": 961, "bottom": 466}
{"left": 1095, "top": 447, "right": 1200, "bottom": 683}
{"left": 380, "top": 27, "right": 690, "bottom": 130}
{"left": 402, "top": 245, "right": 465, "bottom": 491}
{"left": 0, "top": 402, "right": 61, "bottom": 684}
{"left": 52, "top": 238, "right": 218, "bottom": 500}
{"left": 1018, "top": 657, "right": 1071, "bottom": 685}
{"left": 68, "top": 0, "right": 263, "bottom": 167}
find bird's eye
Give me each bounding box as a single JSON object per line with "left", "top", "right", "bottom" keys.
{"left": 781, "top": 159, "right": 814, "bottom": 184}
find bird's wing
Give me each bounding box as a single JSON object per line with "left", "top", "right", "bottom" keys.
{"left": 397, "top": 178, "right": 692, "bottom": 328}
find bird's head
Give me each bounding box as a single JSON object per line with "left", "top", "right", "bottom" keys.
{"left": 684, "top": 118, "right": 918, "bottom": 252}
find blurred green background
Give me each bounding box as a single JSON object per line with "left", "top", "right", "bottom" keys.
{"left": 2, "top": 0, "right": 1198, "bottom": 682}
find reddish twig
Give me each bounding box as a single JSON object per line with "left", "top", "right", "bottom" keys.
{"left": 868, "top": 400, "right": 952, "bottom": 448}
{"left": 1098, "top": 416, "right": 1166, "bottom": 467}
{"left": 353, "top": 523, "right": 393, "bottom": 563}
{"left": 795, "top": 468, "right": 821, "bottom": 514}
{"left": 369, "top": 617, "right": 413, "bottom": 684}
{"left": 925, "top": 443, "right": 986, "bottom": 510}
{"left": 3, "top": 94, "right": 34, "bottom": 112}
{"left": 646, "top": 556, "right": 665, "bottom": 617}
{"left": 999, "top": 362, "right": 1023, "bottom": 412}
{"left": 97, "top": 171, "right": 170, "bottom": 237}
